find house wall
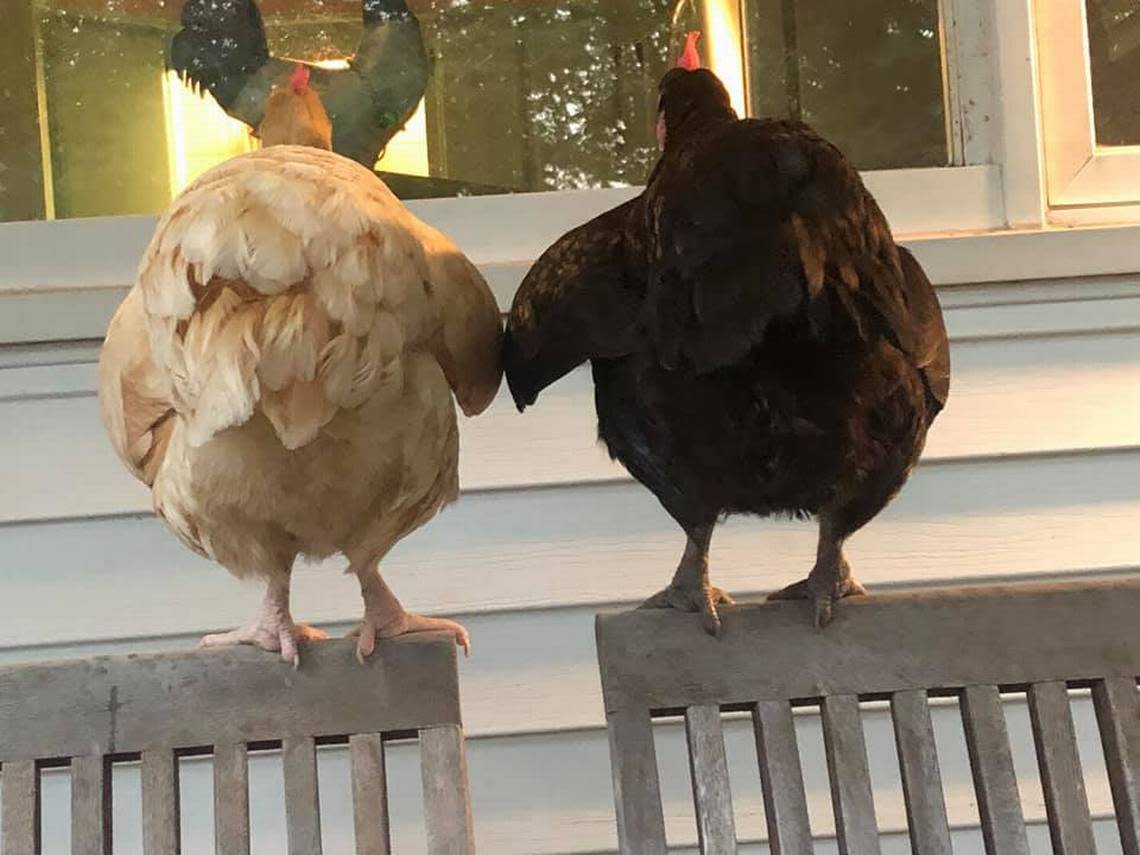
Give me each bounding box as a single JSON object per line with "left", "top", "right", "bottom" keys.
{"left": 0, "top": 209, "right": 1138, "bottom": 850}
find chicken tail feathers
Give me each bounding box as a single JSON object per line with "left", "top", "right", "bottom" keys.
{"left": 502, "top": 328, "right": 538, "bottom": 412}
{"left": 169, "top": 0, "right": 270, "bottom": 110}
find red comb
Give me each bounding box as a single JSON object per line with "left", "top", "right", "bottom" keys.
{"left": 290, "top": 64, "right": 310, "bottom": 94}
{"left": 677, "top": 31, "right": 701, "bottom": 70}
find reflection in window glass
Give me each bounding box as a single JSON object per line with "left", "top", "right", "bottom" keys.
{"left": 1087, "top": 0, "right": 1140, "bottom": 147}
{"left": 745, "top": 0, "right": 947, "bottom": 170}
{"left": 0, "top": 0, "right": 948, "bottom": 223}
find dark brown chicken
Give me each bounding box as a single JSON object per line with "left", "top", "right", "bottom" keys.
{"left": 503, "top": 35, "right": 950, "bottom": 632}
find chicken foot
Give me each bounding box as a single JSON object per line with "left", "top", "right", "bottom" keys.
{"left": 769, "top": 518, "right": 867, "bottom": 628}
{"left": 348, "top": 567, "right": 470, "bottom": 663}
{"left": 638, "top": 525, "right": 735, "bottom": 635}
{"left": 199, "top": 577, "right": 328, "bottom": 667}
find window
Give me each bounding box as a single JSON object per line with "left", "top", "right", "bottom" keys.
{"left": 1037, "top": 0, "right": 1140, "bottom": 212}
{"left": 0, "top": 0, "right": 961, "bottom": 226}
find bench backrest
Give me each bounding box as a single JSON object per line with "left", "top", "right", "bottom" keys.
{"left": 0, "top": 633, "right": 473, "bottom": 854}
{"left": 595, "top": 579, "right": 1140, "bottom": 854}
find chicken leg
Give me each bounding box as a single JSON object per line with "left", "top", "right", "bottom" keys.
{"left": 348, "top": 565, "right": 470, "bottom": 663}
{"left": 638, "top": 524, "right": 735, "bottom": 635}
{"left": 769, "top": 515, "right": 867, "bottom": 627}
{"left": 199, "top": 576, "right": 328, "bottom": 667}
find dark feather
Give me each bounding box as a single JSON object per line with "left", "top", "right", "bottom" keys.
{"left": 507, "top": 66, "right": 950, "bottom": 545}
{"left": 169, "top": 0, "right": 269, "bottom": 109}
{"left": 503, "top": 200, "right": 646, "bottom": 409}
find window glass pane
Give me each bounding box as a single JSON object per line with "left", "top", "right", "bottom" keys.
{"left": 0, "top": 0, "right": 948, "bottom": 223}
{"left": 744, "top": 0, "right": 948, "bottom": 170}
{"left": 1087, "top": 0, "right": 1140, "bottom": 147}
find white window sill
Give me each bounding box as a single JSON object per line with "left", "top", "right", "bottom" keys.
{"left": 3, "top": 174, "right": 1140, "bottom": 345}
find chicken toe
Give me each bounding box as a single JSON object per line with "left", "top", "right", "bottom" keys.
{"left": 349, "top": 613, "right": 470, "bottom": 663}
{"left": 768, "top": 571, "right": 867, "bottom": 628}
{"left": 198, "top": 579, "right": 326, "bottom": 666}
{"left": 638, "top": 583, "right": 735, "bottom": 635}
{"left": 351, "top": 566, "right": 470, "bottom": 663}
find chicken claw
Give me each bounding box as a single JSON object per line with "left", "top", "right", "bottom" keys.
{"left": 200, "top": 620, "right": 328, "bottom": 668}
{"left": 348, "top": 613, "right": 471, "bottom": 664}
{"left": 638, "top": 584, "right": 736, "bottom": 636}
{"left": 768, "top": 574, "right": 867, "bottom": 628}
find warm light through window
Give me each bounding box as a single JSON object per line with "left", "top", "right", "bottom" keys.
{"left": 162, "top": 58, "right": 430, "bottom": 196}
{"left": 161, "top": 70, "right": 256, "bottom": 195}
{"left": 702, "top": 0, "right": 747, "bottom": 117}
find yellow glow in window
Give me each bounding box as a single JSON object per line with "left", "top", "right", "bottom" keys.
{"left": 161, "top": 70, "right": 257, "bottom": 196}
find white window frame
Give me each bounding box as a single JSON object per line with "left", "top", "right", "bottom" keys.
{"left": 6, "top": 0, "right": 1140, "bottom": 346}
{"left": 1036, "top": 0, "right": 1140, "bottom": 221}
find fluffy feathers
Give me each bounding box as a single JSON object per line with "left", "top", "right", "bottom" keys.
{"left": 100, "top": 145, "right": 502, "bottom": 579}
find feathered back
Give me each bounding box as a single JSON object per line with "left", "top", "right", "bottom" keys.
{"left": 103, "top": 145, "right": 501, "bottom": 479}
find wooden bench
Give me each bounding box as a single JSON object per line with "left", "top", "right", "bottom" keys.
{"left": 596, "top": 579, "right": 1140, "bottom": 854}
{"left": 0, "top": 633, "right": 474, "bottom": 855}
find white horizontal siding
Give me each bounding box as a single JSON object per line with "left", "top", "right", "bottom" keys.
{"left": 2, "top": 327, "right": 1139, "bottom": 523}
{"left": 0, "top": 256, "right": 1138, "bottom": 850}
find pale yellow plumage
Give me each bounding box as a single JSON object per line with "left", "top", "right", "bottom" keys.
{"left": 99, "top": 142, "right": 502, "bottom": 660}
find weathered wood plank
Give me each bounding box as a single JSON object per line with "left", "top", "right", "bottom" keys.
{"left": 1028, "top": 681, "right": 1097, "bottom": 854}
{"left": 0, "top": 635, "right": 460, "bottom": 761}
{"left": 140, "top": 749, "right": 180, "bottom": 855}
{"left": 349, "top": 733, "right": 391, "bottom": 855}
{"left": 1, "top": 760, "right": 40, "bottom": 855}
{"left": 683, "top": 705, "right": 737, "bottom": 854}
{"left": 751, "top": 700, "right": 813, "bottom": 855}
{"left": 604, "top": 708, "right": 667, "bottom": 855}
{"left": 596, "top": 580, "right": 1140, "bottom": 714}
{"left": 891, "top": 689, "right": 952, "bottom": 855}
{"left": 960, "top": 685, "right": 1031, "bottom": 855}
{"left": 420, "top": 725, "right": 475, "bottom": 854}
{"left": 282, "top": 737, "right": 322, "bottom": 855}
{"left": 1092, "top": 677, "right": 1140, "bottom": 855}
{"left": 213, "top": 743, "right": 250, "bottom": 855}
{"left": 820, "top": 695, "right": 881, "bottom": 855}
{"left": 71, "top": 754, "right": 111, "bottom": 855}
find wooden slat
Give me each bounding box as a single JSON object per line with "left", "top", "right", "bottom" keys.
{"left": 960, "top": 685, "right": 1031, "bottom": 855}
{"left": 604, "top": 708, "right": 667, "bottom": 854}
{"left": 71, "top": 754, "right": 111, "bottom": 855}
{"left": 1, "top": 760, "right": 40, "bottom": 855}
{"left": 595, "top": 581, "right": 1140, "bottom": 715}
{"left": 820, "top": 695, "right": 881, "bottom": 855}
{"left": 1028, "top": 681, "right": 1097, "bottom": 854}
{"left": 1092, "top": 677, "right": 1140, "bottom": 855}
{"left": 0, "top": 635, "right": 460, "bottom": 761}
{"left": 349, "top": 733, "right": 391, "bottom": 855}
{"left": 683, "top": 705, "right": 737, "bottom": 854}
{"left": 140, "top": 749, "right": 180, "bottom": 855}
{"left": 420, "top": 725, "right": 475, "bottom": 854}
{"left": 282, "top": 737, "right": 322, "bottom": 855}
{"left": 213, "top": 743, "right": 250, "bottom": 855}
{"left": 751, "top": 701, "right": 812, "bottom": 855}
{"left": 891, "top": 689, "right": 952, "bottom": 855}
